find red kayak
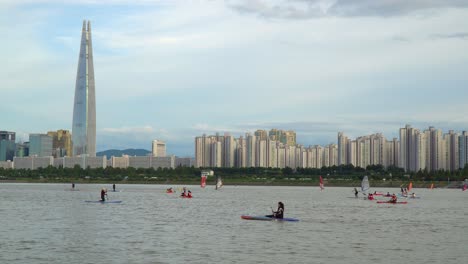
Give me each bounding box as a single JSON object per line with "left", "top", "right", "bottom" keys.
{"left": 377, "top": 201, "right": 407, "bottom": 204}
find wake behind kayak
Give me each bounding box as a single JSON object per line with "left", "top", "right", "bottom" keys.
{"left": 241, "top": 215, "right": 299, "bottom": 222}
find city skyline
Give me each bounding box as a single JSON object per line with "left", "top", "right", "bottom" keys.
{"left": 194, "top": 126, "right": 468, "bottom": 172}
{"left": 1, "top": 1, "right": 467, "bottom": 156}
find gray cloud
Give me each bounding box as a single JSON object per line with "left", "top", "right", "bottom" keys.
{"left": 228, "top": 0, "right": 468, "bottom": 19}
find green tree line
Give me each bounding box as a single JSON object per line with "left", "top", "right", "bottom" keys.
{"left": 0, "top": 164, "right": 467, "bottom": 182}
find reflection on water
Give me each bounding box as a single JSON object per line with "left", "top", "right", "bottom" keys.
{"left": 0, "top": 183, "right": 467, "bottom": 264}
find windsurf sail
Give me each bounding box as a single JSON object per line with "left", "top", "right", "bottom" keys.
{"left": 215, "top": 176, "right": 223, "bottom": 190}
{"left": 463, "top": 179, "right": 467, "bottom": 191}
{"left": 429, "top": 183, "right": 434, "bottom": 190}
{"left": 319, "top": 176, "right": 324, "bottom": 191}
{"left": 201, "top": 175, "right": 207, "bottom": 188}
{"left": 361, "top": 176, "right": 369, "bottom": 193}
{"left": 408, "top": 182, "right": 413, "bottom": 192}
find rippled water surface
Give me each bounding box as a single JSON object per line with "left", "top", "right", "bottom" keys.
{"left": 1, "top": 183, "right": 467, "bottom": 264}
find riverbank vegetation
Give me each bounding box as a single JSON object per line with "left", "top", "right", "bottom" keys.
{"left": 1, "top": 164, "right": 467, "bottom": 187}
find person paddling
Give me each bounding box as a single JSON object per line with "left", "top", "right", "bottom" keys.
{"left": 72, "top": 183, "right": 75, "bottom": 190}
{"left": 389, "top": 193, "right": 397, "bottom": 203}
{"left": 354, "top": 188, "right": 359, "bottom": 198}
{"left": 267, "top": 202, "right": 284, "bottom": 219}
{"left": 187, "top": 190, "right": 192, "bottom": 198}
{"left": 112, "top": 184, "right": 116, "bottom": 192}
{"left": 101, "top": 188, "right": 108, "bottom": 201}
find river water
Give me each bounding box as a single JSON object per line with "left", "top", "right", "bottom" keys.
{"left": 0, "top": 183, "right": 467, "bottom": 264}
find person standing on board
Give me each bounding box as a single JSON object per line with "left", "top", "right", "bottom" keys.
{"left": 72, "top": 183, "right": 75, "bottom": 190}
{"left": 113, "top": 184, "right": 116, "bottom": 192}
{"left": 354, "top": 188, "right": 359, "bottom": 198}
{"left": 101, "top": 188, "right": 107, "bottom": 201}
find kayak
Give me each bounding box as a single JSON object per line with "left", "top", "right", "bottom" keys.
{"left": 241, "top": 215, "right": 299, "bottom": 222}
{"left": 376, "top": 201, "right": 408, "bottom": 204}
{"left": 85, "top": 200, "right": 122, "bottom": 203}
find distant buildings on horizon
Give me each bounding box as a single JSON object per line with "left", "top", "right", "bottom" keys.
{"left": 194, "top": 126, "right": 468, "bottom": 172}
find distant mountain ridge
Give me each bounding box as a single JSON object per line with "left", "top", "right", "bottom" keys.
{"left": 96, "top": 149, "right": 151, "bottom": 157}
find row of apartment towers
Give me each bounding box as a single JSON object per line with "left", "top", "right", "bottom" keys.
{"left": 195, "top": 126, "right": 468, "bottom": 172}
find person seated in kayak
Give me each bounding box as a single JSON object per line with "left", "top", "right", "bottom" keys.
{"left": 101, "top": 188, "right": 107, "bottom": 201}
{"left": 389, "top": 194, "right": 397, "bottom": 203}
{"left": 354, "top": 188, "right": 359, "bottom": 198}
{"left": 113, "top": 184, "right": 116, "bottom": 192}
{"left": 266, "top": 202, "right": 284, "bottom": 219}
{"left": 187, "top": 190, "right": 192, "bottom": 198}
{"left": 411, "top": 193, "right": 416, "bottom": 198}
{"left": 367, "top": 193, "right": 374, "bottom": 200}
{"left": 386, "top": 192, "right": 391, "bottom": 197}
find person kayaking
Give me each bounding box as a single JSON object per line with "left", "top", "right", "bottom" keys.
{"left": 166, "top": 187, "right": 173, "bottom": 193}
{"left": 367, "top": 193, "right": 374, "bottom": 200}
{"left": 267, "top": 202, "right": 284, "bottom": 219}
{"left": 112, "top": 184, "right": 116, "bottom": 192}
{"left": 180, "top": 188, "right": 187, "bottom": 197}
{"left": 389, "top": 193, "right": 397, "bottom": 203}
{"left": 354, "top": 188, "right": 359, "bottom": 198}
{"left": 187, "top": 190, "right": 192, "bottom": 198}
{"left": 101, "top": 188, "right": 108, "bottom": 201}
{"left": 386, "top": 192, "right": 391, "bottom": 197}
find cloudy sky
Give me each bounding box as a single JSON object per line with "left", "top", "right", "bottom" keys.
{"left": 1, "top": 0, "right": 467, "bottom": 156}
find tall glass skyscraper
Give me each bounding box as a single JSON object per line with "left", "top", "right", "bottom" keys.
{"left": 72, "top": 20, "right": 96, "bottom": 157}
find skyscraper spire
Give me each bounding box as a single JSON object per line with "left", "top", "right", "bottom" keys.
{"left": 72, "top": 20, "right": 96, "bottom": 157}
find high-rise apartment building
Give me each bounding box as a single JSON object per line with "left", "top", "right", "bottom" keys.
{"left": 47, "top": 130, "right": 72, "bottom": 157}
{"left": 338, "top": 132, "right": 348, "bottom": 165}
{"left": 254, "top": 130, "right": 268, "bottom": 141}
{"left": 399, "top": 124, "right": 417, "bottom": 171}
{"left": 152, "top": 140, "right": 166, "bottom": 157}
{"left": 459, "top": 131, "right": 468, "bottom": 169}
{"left": 72, "top": 20, "right": 96, "bottom": 157}
{"left": 445, "top": 130, "right": 459, "bottom": 171}
{"left": 246, "top": 133, "right": 256, "bottom": 167}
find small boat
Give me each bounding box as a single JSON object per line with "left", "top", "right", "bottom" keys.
{"left": 241, "top": 215, "right": 299, "bottom": 222}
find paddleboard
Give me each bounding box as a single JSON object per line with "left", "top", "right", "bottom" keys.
{"left": 241, "top": 215, "right": 299, "bottom": 222}
{"left": 376, "top": 201, "right": 407, "bottom": 204}
{"left": 85, "top": 200, "right": 122, "bottom": 204}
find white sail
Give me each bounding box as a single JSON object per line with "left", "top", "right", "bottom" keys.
{"left": 361, "top": 176, "right": 370, "bottom": 193}
{"left": 216, "top": 177, "right": 223, "bottom": 190}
